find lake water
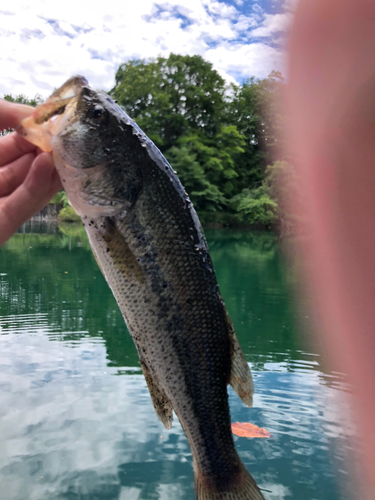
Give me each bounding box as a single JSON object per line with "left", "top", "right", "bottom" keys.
{"left": 0, "top": 222, "right": 355, "bottom": 500}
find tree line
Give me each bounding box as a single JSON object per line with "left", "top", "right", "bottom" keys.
{"left": 2, "top": 54, "right": 296, "bottom": 231}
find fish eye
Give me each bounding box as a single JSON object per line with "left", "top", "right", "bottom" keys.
{"left": 91, "top": 105, "right": 105, "bottom": 121}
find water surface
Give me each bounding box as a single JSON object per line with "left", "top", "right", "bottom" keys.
{"left": 0, "top": 223, "right": 354, "bottom": 500}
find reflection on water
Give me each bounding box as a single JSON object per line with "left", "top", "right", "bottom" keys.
{"left": 16, "top": 218, "right": 60, "bottom": 235}
{"left": 0, "top": 225, "right": 354, "bottom": 499}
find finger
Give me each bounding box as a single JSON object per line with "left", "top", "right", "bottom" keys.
{"left": 0, "top": 152, "right": 36, "bottom": 197}
{"left": 0, "top": 99, "right": 34, "bottom": 131}
{"left": 25, "top": 153, "right": 63, "bottom": 199}
{"left": 0, "top": 153, "right": 62, "bottom": 246}
{"left": 0, "top": 132, "right": 38, "bottom": 167}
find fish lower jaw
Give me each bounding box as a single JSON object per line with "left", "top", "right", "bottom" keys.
{"left": 16, "top": 123, "right": 53, "bottom": 152}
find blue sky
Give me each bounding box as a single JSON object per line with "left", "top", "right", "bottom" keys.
{"left": 0, "top": 0, "right": 296, "bottom": 98}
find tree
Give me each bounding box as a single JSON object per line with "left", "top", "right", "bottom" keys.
{"left": 165, "top": 124, "right": 245, "bottom": 210}
{"left": 112, "top": 54, "right": 248, "bottom": 213}
{"left": 3, "top": 93, "right": 44, "bottom": 107}
{"left": 230, "top": 185, "right": 278, "bottom": 226}
{"left": 1, "top": 57, "right": 289, "bottom": 229}
{"left": 265, "top": 161, "right": 302, "bottom": 235}
{"left": 226, "top": 71, "right": 285, "bottom": 192}
{"left": 165, "top": 142, "right": 225, "bottom": 212}
{"left": 111, "top": 54, "right": 227, "bottom": 151}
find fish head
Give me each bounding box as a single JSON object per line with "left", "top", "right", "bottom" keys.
{"left": 17, "top": 76, "right": 143, "bottom": 218}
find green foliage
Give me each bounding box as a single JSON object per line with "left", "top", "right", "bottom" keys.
{"left": 165, "top": 143, "right": 225, "bottom": 212}
{"left": 50, "top": 191, "right": 81, "bottom": 223}
{"left": 58, "top": 206, "right": 81, "bottom": 222}
{"left": 3, "top": 93, "right": 44, "bottom": 107}
{"left": 226, "top": 70, "right": 284, "bottom": 191}
{"left": 112, "top": 55, "right": 284, "bottom": 225}
{"left": 165, "top": 125, "right": 245, "bottom": 211}
{"left": 58, "top": 222, "right": 86, "bottom": 239}
{"left": 230, "top": 160, "right": 302, "bottom": 230}
{"left": 50, "top": 190, "right": 69, "bottom": 207}
{"left": 182, "top": 126, "right": 245, "bottom": 194}
{"left": 230, "top": 185, "right": 278, "bottom": 226}
{"left": 111, "top": 54, "right": 226, "bottom": 149}
{"left": 265, "top": 161, "right": 302, "bottom": 234}
{"left": 3, "top": 56, "right": 290, "bottom": 230}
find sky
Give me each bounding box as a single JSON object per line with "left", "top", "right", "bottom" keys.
{"left": 0, "top": 0, "right": 297, "bottom": 98}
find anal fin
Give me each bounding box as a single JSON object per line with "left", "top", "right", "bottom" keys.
{"left": 226, "top": 314, "right": 254, "bottom": 408}
{"left": 140, "top": 359, "right": 173, "bottom": 430}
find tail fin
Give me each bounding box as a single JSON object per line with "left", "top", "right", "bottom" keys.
{"left": 195, "top": 465, "right": 266, "bottom": 500}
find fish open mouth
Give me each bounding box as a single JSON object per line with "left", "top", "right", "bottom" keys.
{"left": 16, "top": 75, "right": 88, "bottom": 153}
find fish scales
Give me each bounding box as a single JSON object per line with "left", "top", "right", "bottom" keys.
{"left": 17, "top": 76, "right": 266, "bottom": 500}
{"left": 85, "top": 181, "right": 237, "bottom": 476}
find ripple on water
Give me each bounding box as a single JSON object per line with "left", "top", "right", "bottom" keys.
{"left": 0, "top": 324, "right": 355, "bottom": 500}
{"left": 0, "top": 228, "right": 357, "bottom": 500}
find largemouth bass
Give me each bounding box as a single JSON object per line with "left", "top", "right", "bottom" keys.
{"left": 17, "top": 76, "right": 265, "bottom": 500}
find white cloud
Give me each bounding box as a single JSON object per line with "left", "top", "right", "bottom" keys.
{"left": 283, "top": 0, "right": 299, "bottom": 12}
{"left": 205, "top": 1, "right": 238, "bottom": 19}
{"left": 206, "top": 42, "right": 285, "bottom": 82}
{"left": 250, "top": 12, "right": 293, "bottom": 38}
{"left": 0, "top": 328, "right": 190, "bottom": 500}
{"left": 0, "top": 0, "right": 291, "bottom": 98}
{"left": 252, "top": 3, "right": 264, "bottom": 14}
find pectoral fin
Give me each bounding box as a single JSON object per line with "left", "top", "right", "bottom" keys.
{"left": 227, "top": 314, "right": 254, "bottom": 408}
{"left": 140, "top": 359, "right": 173, "bottom": 429}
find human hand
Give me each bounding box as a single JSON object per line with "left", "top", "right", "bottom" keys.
{"left": 286, "top": 0, "right": 375, "bottom": 496}
{"left": 0, "top": 99, "right": 62, "bottom": 246}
